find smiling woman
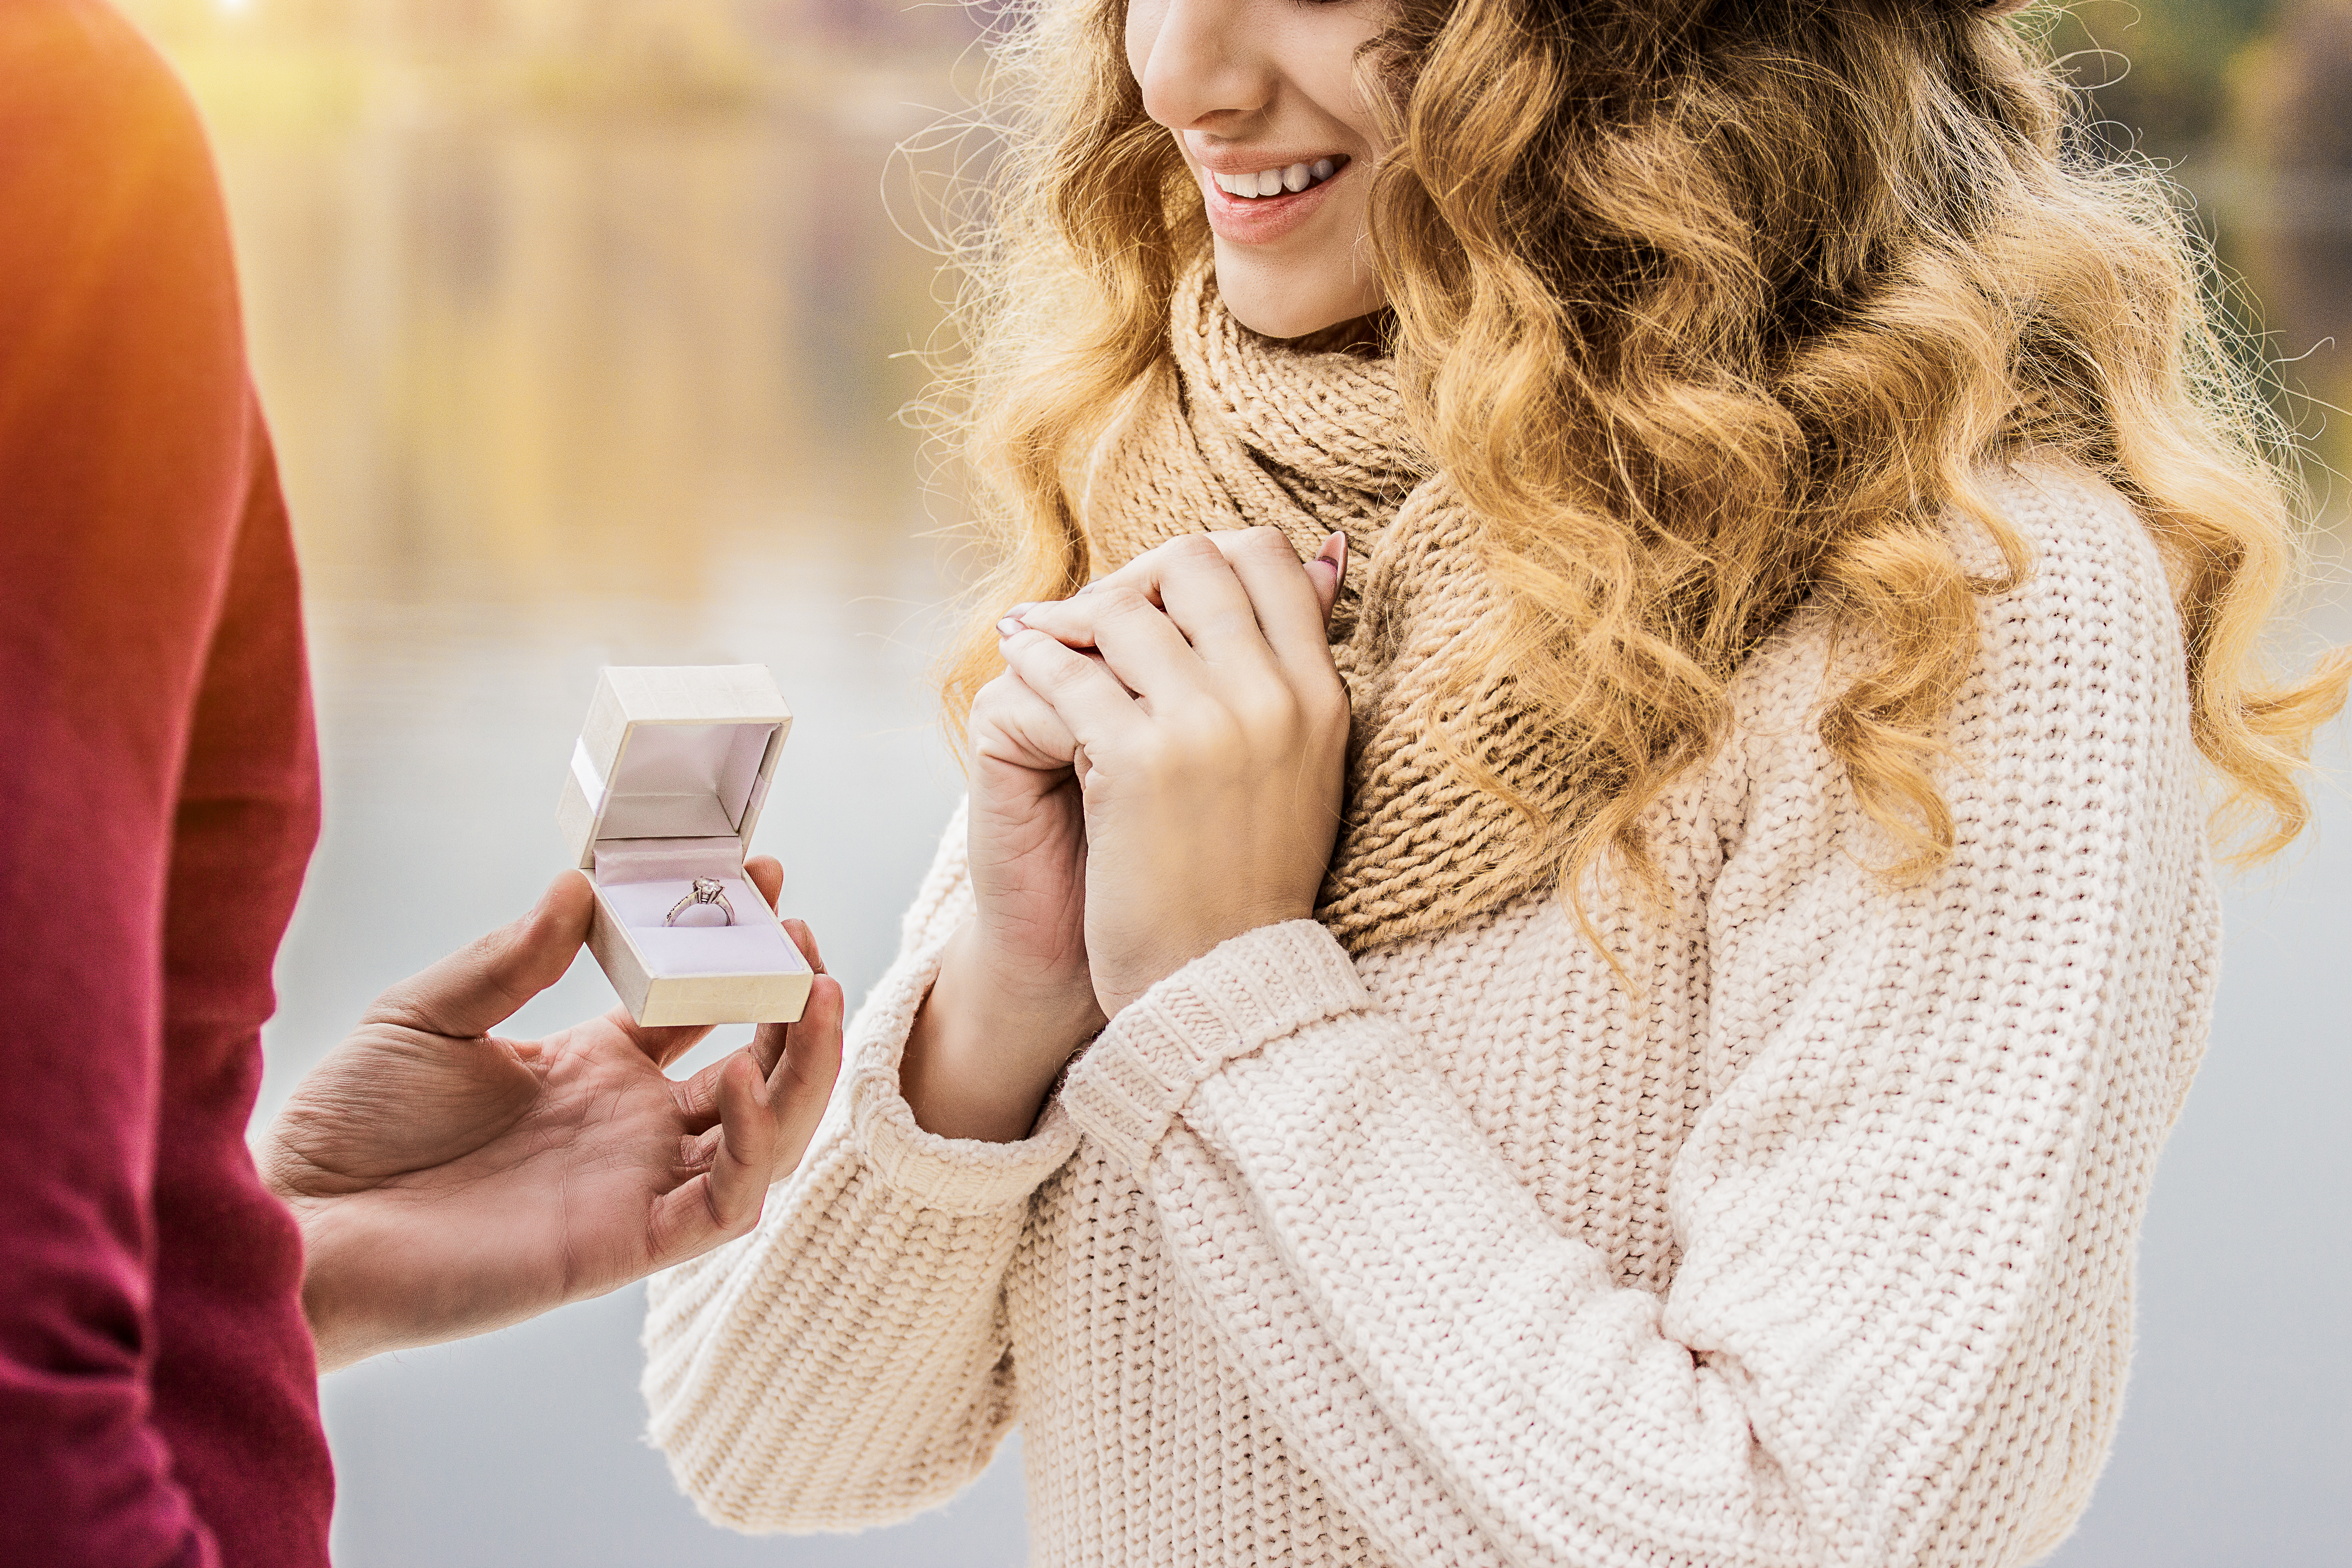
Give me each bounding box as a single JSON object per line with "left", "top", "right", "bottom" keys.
{"left": 641, "top": 2, "right": 2347, "bottom": 1567}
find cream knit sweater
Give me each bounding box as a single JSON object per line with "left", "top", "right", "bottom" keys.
{"left": 644, "top": 463, "right": 2214, "bottom": 1568}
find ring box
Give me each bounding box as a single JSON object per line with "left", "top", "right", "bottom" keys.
{"left": 556, "top": 665, "right": 813, "bottom": 1027}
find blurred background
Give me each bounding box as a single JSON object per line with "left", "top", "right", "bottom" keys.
{"left": 110, "top": 1, "right": 2348, "bottom": 1564}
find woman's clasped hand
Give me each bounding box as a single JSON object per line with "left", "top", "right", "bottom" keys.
{"left": 900, "top": 526, "right": 1349, "bottom": 1143}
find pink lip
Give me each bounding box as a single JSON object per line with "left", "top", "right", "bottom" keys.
{"left": 1196, "top": 160, "right": 1350, "bottom": 247}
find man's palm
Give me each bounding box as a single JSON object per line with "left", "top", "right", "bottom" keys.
{"left": 261, "top": 867, "right": 843, "bottom": 1372}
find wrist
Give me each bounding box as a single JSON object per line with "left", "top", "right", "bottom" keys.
{"left": 902, "top": 921, "right": 1104, "bottom": 1142}
{"left": 289, "top": 1199, "right": 533, "bottom": 1374}
{"left": 1100, "top": 899, "right": 1318, "bottom": 1019}
{"left": 283, "top": 1200, "right": 374, "bottom": 1374}
{"left": 257, "top": 1135, "right": 368, "bottom": 1372}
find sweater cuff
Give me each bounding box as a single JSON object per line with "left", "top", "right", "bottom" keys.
{"left": 1060, "top": 920, "right": 1369, "bottom": 1179}
{"left": 847, "top": 933, "right": 1079, "bottom": 1218}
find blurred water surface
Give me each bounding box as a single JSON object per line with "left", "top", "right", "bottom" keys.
{"left": 150, "top": 24, "right": 2352, "bottom": 1568}
{"left": 216, "top": 82, "right": 1021, "bottom": 1568}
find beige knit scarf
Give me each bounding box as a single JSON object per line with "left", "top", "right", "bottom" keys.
{"left": 1083, "top": 267, "right": 1576, "bottom": 953}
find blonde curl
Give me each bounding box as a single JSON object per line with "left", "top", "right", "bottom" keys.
{"left": 922, "top": 0, "right": 2348, "bottom": 906}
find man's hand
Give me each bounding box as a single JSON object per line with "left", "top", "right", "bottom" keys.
{"left": 258, "top": 863, "right": 844, "bottom": 1372}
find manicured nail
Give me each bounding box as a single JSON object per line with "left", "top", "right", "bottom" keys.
{"left": 1317, "top": 536, "right": 1354, "bottom": 592}
{"left": 1004, "top": 602, "right": 1037, "bottom": 618}
{"left": 996, "top": 617, "right": 1024, "bottom": 639}
{"left": 1077, "top": 581, "right": 1097, "bottom": 594}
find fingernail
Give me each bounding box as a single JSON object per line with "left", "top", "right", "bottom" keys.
{"left": 1317, "top": 531, "right": 1354, "bottom": 585}
{"left": 1077, "top": 582, "right": 1096, "bottom": 594}
{"left": 996, "top": 617, "right": 1024, "bottom": 639}
{"left": 1004, "top": 602, "right": 1036, "bottom": 618}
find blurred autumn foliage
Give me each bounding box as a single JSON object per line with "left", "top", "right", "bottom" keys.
{"left": 2033, "top": 0, "right": 2350, "bottom": 512}
{"left": 118, "top": 0, "right": 2352, "bottom": 512}
{"left": 2046, "top": 0, "right": 2276, "bottom": 154}
{"left": 2232, "top": 0, "right": 2352, "bottom": 173}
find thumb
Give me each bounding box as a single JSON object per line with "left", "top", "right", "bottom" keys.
{"left": 1307, "top": 529, "right": 1348, "bottom": 624}
{"left": 365, "top": 872, "right": 594, "bottom": 1040}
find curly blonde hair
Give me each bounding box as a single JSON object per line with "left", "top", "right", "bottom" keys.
{"left": 927, "top": 0, "right": 2347, "bottom": 895}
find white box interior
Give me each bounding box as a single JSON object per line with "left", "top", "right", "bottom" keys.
{"left": 590, "top": 837, "right": 804, "bottom": 979}
{"left": 584, "top": 718, "right": 798, "bottom": 980}
{"left": 574, "top": 719, "right": 776, "bottom": 840}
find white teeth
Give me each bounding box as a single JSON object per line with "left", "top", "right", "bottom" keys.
{"left": 1212, "top": 159, "right": 1344, "bottom": 199}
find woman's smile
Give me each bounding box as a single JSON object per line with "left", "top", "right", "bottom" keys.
{"left": 1195, "top": 152, "right": 1353, "bottom": 245}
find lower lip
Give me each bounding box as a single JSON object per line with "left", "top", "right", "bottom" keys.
{"left": 1199, "top": 164, "right": 1347, "bottom": 246}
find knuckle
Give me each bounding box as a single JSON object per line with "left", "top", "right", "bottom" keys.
{"left": 1034, "top": 645, "right": 1093, "bottom": 691}
{"left": 1318, "top": 701, "right": 1353, "bottom": 749}
{"left": 1176, "top": 700, "right": 1245, "bottom": 755}
{"left": 1133, "top": 730, "right": 1186, "bottom": 784}
{"left": 1237, "top": 688, "right": 1301, "bottom": 739}
{"left": 1160, "top": 533, "right": 1223, "bottom": 566}
{"left": 1097, "top": 585, "right": 1155, "bottom": 619}
{"left": 970, "top": 676, "right": 1032, "bottom": 728}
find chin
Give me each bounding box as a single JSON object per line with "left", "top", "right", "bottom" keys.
{"left": 1212, "top": 247, "right": 1384, "bottom": 342}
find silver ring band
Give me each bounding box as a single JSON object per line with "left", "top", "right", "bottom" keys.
{"left": 665, "top": 877, "right": 735, "bottom": 926}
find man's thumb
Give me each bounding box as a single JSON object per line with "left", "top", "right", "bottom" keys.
{"left": 367, "top": 872, "right": 593, "bottom": 1040}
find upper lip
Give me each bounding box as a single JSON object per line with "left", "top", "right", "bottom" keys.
{"left": 1185, "top": 143, "right": 1351, "bottom": 177}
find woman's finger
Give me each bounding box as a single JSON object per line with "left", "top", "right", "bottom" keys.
{"left": 998, "top": 622, "right": 1155, "bottom": 742}
{"left": 1067, "top": 527, "right": 1346, "bottom": 670}
{"left": 1086, "top": 533, "right": 1274, "bottom": 671}
{"left": 1217, "top": 527, "right": 1347, "bottom": 674}
{"left": 971, "top": 669, "right": 1083, "bottom": 772}
{"left": 1014, "top": 583, "right": 1233, "bottom": 708}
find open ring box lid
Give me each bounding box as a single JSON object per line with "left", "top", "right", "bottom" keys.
{"left": 556, "top": 665, "right": 812, "bottom": 1027}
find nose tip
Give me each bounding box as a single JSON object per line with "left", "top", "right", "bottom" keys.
{"left": 1136, "top": 0, "right": 1277, "bottom": 132}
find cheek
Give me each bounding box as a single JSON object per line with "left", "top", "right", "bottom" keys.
{"left": 1296, "top": 19, "right": 1389, "bottom": 153}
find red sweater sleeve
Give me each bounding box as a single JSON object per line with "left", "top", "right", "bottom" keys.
{"left": 0, "top": 5, "right": 331, "bottom": 1566}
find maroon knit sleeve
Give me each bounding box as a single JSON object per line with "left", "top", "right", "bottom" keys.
{"left": 0, "top": 5, "right": 328, "bottom": 1566}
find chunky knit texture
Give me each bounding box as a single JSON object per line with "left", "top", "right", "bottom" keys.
{"left": 644, "top": 461, "right": 2216, "bottom": 1568}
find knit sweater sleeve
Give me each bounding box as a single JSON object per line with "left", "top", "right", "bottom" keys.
{"left": 641, "top": 800, "right": 1080, "bottom": 1531}
{"left": 1056, "top": 468, "right": 2213, "bottom": 1568}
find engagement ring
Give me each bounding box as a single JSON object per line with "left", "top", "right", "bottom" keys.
{"left": 665, "top": 877, "right": 735, "bottom": 927}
